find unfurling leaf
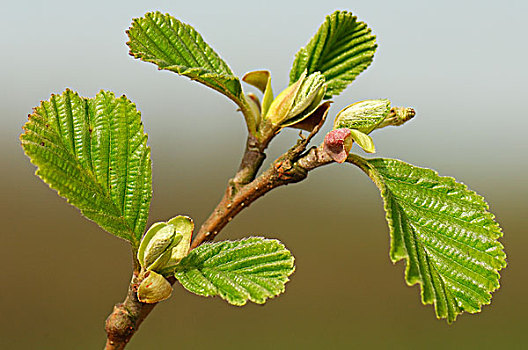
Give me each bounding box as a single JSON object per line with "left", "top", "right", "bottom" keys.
{"left": 349, "top": 129, "right": 375, "bottom": 153}
{"left": 348, "top": 155, "right": 506, "bottom": 323}
{"left": 242, "top": 70, "right": 274, "bottom": 119}
{"left": 162, "top": 216, "right": 195, "bottom": 273}
{"left": 174, "top": 237, "right": 295, "bottom": 305}
{"left": 266, "top": 71, "right": 326, "bottom": 127}
{"left": 139, "top": 223, "right": 182, "bottom": 272}
{"left": 377, "top": 106, "right": 416, "bottom": 129}
{"left": 266, "top": 71, "right": 306, "bottom": 125}
{"left": 137, "top": 271, "right": 173, "bottom": 303}
{"left": 20, "top": 90, "right": 152, "bottom": 246}
{"left": 334, "top": 99, "right": 391, "bottom": 134}
{"left": 138, "top": 216, "right": 194, "bottom": 273}
{"left": 287, "top": 72, "right": 326, "bottom": 120}
{"left": 290, "top": 10, "right": 377, "bottom": 99}
{"left": 242, "top": 70, "right": 271, "bottom": 94}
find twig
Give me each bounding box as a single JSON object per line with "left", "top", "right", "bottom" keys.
{"left": 104, "top": 113, "right": 333, "bottom": 348}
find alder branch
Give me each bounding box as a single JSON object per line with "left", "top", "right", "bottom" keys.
{"left": 191, "top": 143, "right": 333, "bottom": 248}
{"left": 104, "top": 105, "right": 333, "bottom": 348}
{"left": 103, "top": 144, "right": 332, "bottom": 348}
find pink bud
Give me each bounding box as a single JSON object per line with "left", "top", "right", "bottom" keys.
{"left": 323, "top": 128, "right": 354, "bottom": 163}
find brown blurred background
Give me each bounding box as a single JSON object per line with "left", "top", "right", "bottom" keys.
{"left": 1, "top": 0, "right": 527, "bottom": 349}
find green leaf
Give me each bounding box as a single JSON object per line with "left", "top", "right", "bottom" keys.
{"left": 242, "top": 70, "right": 270, "bottom": 94}
{"left": 279, "top": 72, "right": 326, "bottom": 128}
{"left": 349, "top": 129, "right": 375, "bottom": 153}
{"left": 290, "top": 10, "right": 377, "bottom": 99}
{"left": 127, "top": 12, "right": 255, "bottom": 132}
{"left": 242, "top": 70, "right": 274, "bottom": 118}
{"left": 174, "top": 237, "right": 295, "bottom": 305}
{"left": 138, "top": 222, "right": 170, "bottom": 267}
{"left": 137, "top": 270, "right": 173, "bottom": 303}
{"left": 20, "top": 90, "right": 152, "bottom": 246}
{"left": 139, "top": 216, "right": 194, "bottom": 273}
{"left": 162, "top": 216, "right": 195, "bottom": 272}
{"left": 334, "top": 99, "right": 391, "bottom": 134}
{"left": 348, "top": 155, "right": 506, "bottom": 323}
{"left": 266, "top": 71, "right": 306, "bottom": 125}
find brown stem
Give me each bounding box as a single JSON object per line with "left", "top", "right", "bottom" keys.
{"left": 232, "top": 133, "right": 270, "bottom": 187}
{"left": 104, "top": 118, "right": 332, "bottom": 348}
{"left": 104, "top": 271, "right": 156, "bottom": 349}
{"left": 191, "top": 144, "right": 333, "bottom": 248}
{"left": 191, "top": 102, "right": 332, "bottom": 248}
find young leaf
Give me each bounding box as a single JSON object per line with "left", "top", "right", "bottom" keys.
{"left": 127, "top": 12, "right": 255, "bottom": 132}
{"left": 162, "top": 216, "right": 195, "bottom": 272}
{"left": 174, "top": 237, "right": 295, "bottom": 305}
{"left": 242, "top": 70, "right": 270, "bottom": 94}
{"left": 137, "top": 271, "right": 173, "bottom": 304}
{"left": 349, "top": 129, "right": 375, "bottom": 153}
{"left": 139, "top": 216, "right": 194, "bottom": 273}
{"left": 20, "top": 90, "right": 152, "bottom": 246}
{"left": 348, "top": 155, "right": 506, "bottom": 323}
{"left": 242, "top": 70, "right": 274, "bottom": 118}
{"left": 334, "top": 99, "right": 391, "bottom": 134}
{"left": 290, "top": 11, "right": 377, "bottom": 99}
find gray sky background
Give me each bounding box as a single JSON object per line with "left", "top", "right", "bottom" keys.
{"left": 2, "top": 0, "right": 527, "bottom": 183}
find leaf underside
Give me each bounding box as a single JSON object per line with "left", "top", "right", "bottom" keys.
{"left": 290, "top": 10, "right": 377, "bottom": 99}
{"left": 349, "top": 155, "right": 506, "bottom": 323}
{"left": 20, "top": 90, "right": 152, "bottom": 246}
{"left": 174, "top": 237, "right": 295, "bottom": 305}
{"left": 127, "top": 12, "right": 244, "bottom": 106}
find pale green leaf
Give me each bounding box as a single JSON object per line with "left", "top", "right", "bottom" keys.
{"left": 288, "top": 72, "right": 325, "bottom": 118}
{"left": 139, "top": 216, "right": 194, "bottom": 272}
{"left": 348, "top": 155, "right": 506, "bottom": 323}
{"left": 245, "top": 94, "right": 262, "bottom": 125}
{"left": 242, "top": 70, "right": 274, "bottom": 118}
{"left": 137, "top": 271, "right": 173, "bottom": 303}
{"left": 174, "top": 237, "right": 295, "bottom": 305}
{"left": 127, "top": 12, "right": 255, "bottom": 131}
{"left": 334, "top": 99, "right": 391, "bottom": 134}
{"left": 349, "top": 129, "right": 375, "bottom": 153}
{"left": 162, "top": 216, "right": 195, "bottom": 272}
{"left": 266, "top": 71, "right": 306, "bottom": 125}
{"left": 242, "top": 70, "right": 270, "bottom": 93}
{"left": 290, "top": 11, "right": 377, "bottom": 99}
{"left": 138, "top": 222, "right": 169, "bottom": 267}
{"left": 20, "top": 90, "right": 152, "bottom": 246}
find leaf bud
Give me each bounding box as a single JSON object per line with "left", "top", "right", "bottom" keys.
{"left": 137, "top": 271, "right": 173, "bottom": 304}
{"left": 242, "top": 70, "right": 274, "bottom": 119}
{"left": 266, "top": 71, "right": 326, "bottom": 126}
{"left": 287, "top": 72, "right": 326, "bottom": 120}
{"left": 138, "top": 222, "right": 182, "bottom": 272}
{"left": 323, "top": 128, "right": 354, "bottom": 163}
{"left": 138, "top": 216, "right": 195, "bottom": 275}
{"left": 333, "top": 99, "right": 391, "bottom": 134}
{"left": 377, "top": 106, "right": 416, "bottom": 129}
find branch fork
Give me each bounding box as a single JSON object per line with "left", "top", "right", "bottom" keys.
{"left": 104, "top": 103, "right": 334, "bottom": 349}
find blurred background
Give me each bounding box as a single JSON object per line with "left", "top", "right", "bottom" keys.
{"left": 1, "top": 0, "right": 526, "bottom": 348}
